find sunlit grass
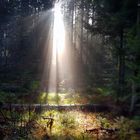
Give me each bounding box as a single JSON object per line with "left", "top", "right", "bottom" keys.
{"left": 29, "top": 110, "right": 139, "bottom": 140}
{"left": 38, "top": 91, "right": 112, "bottom": 105}
{"left": 37, "top": 110, "right": 100, "bottom": 139}
{"left": 1, "top": 108, "right": 140, "bottom": 140}
{"left": 38, "top": 92, "right": 91, "bottom": 105}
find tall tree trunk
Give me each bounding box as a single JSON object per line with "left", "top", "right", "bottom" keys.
{"left": 70, "top": 0, "right": 74, "bottom": 47}
{"left": 129, "top": 81, "right": 137, "bottom": 114}
{"left": 80, "top": 0, "right": 84, "bottom": 60}
{"left": 118, "top": 27, "right": 125, "bottom": 98}
{"left": 129, "top": 0, "right": 140, "bottom": 113}
{"left": 137, "top": 0, "right": 140, "bottom": 35}
{"left": 73, "top": 0, "right": 76, "bottom": 49}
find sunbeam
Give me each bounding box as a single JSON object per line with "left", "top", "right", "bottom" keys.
{"left": 53, "top": 2, "right": 65, "bottom": 55}
{"left": 47, "top": 1, "right": 66, "bottom": 94}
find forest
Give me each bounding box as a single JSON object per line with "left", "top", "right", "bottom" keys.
{"left": 0, "top": 0, "right": 140, "bottom": 139}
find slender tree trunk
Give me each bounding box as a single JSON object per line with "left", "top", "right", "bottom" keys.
{"left": 129, "top": 81, "right": 136, "bottom": 114}
{"left": 118, "top": 27, "right": 125, "bottom": 98}
{"left": 80, "top": 0, "right": 84, "bottom": 60}
{"left": 73, "top": 0, "right": 76, "bottom": 49}
{"left": 85, "top": 2, "right": 90, "bottom": 65}
{"left": 70, "top": 0, "right": 74, "bottom": 46}
{"left": 137, "top": 0, "right": 140, "bottom": 35}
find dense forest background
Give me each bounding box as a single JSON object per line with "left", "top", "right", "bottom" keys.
{"left": 0, "top": 0, "right": 139, "bottom": 113}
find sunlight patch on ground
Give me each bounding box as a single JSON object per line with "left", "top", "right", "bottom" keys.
{"left": 38, "top": 92, "right": 90, "bottom": 105}
{"left": 38, "top": 110, "right": 100, "bottom": 139}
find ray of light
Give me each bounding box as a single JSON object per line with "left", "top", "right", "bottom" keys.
{"left": 53, "top": 2, "right": 65, "bottom": 56}
{"left": 47, "top": 1, "right": 66, "bottom": 93}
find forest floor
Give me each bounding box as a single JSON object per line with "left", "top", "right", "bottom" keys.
{"left": 0, "top": 108, "right": 140, "bottom": 140}
{"left": 0, "top": 91, "right": 140, "bottom": 140}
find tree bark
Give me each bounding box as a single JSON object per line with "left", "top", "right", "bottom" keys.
{"left": 80, "top": 0, "right": 84, "bottom": 60}
{"left": 118, "top": 27, "right": 125, "bottom": 98}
